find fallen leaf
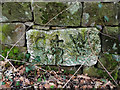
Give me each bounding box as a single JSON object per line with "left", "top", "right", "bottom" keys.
{"left": 77, "top": 75, "right": 90, "bottom": 79}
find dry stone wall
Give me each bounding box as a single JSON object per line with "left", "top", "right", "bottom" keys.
{"left": 0, "top": 2, "right": 120, "bottom": 77}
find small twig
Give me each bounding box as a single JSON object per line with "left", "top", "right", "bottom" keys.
{"left": 8, "top": 58, "right": 46, "bottom": 72}
{"left": 87, "top": 30, "right": 118, "bottom": 86}
{"left": 63, "top": 61, "right": 85, "bottom": 88}
{"left": 98, "top": 7, "right": 117, "bottom": 40}
{"left": 110, "top": 66, "right": 118, "bottom": 74}
{"left": 9, "top": 59, "right": 29, "bottom": 64}
{"left": 3, "top": 26, "right": 31, "bottom": 72}
{"left": 43, "top": 1, "right": 78, "bottom": 27}
{"left": 0, "top": 54, "right": 5, "bottom": 60}
{"left": 5, "top": 26, "right": 29, "bottom": 59}
{"left": 0, "top": 54, "right": 17, "bottom": 71}
{"left": 5, "top": 33, "right": 25, "bottom": 59}
{"left": 99, "top": 31, "right": 116, "bottom": 40}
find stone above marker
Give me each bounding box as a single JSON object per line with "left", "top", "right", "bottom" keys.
{"left": 82, "top": 2, "right": 119, "bottom": 26}
{"left": 33, "top": 2, "right": 82, "bottom": 26}
{"left": 1, "top": 2, "right": 32, "bottom": 22}
{"left": 26, "top": 28, "right": 101, "bottom": 66}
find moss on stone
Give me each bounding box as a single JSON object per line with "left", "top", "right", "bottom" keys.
{"left": 33, "top": 2, "right": 82, "bottom": 26}
{"left": 0, "top": 23, "right": 25, "bottom": 46}
{"left": 26, "top": 28, "right": 100, "bottom": 66}
{"left": 83, "top": 66, "right": 119, "bottom": 80}
{"left": 83, "top": 2, "right": 118, "bottom": 26}
{"left": 83, "top": 66, "right": 101, "bottom": 77}
{"left": 98, "top": 53, "right": 119, "bottom": 71}
{"left": 2, "top": 2, "right": 32, "bottom": 22}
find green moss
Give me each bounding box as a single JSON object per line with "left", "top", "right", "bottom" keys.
{"left": 1, "top": 46, "right": 25, "bottom": 65}
{"left": 98, "top": 53, "right": 118, "bottom": 71}
{"left": 34, "top": 2, "right": 81, "bottom": 26}
{"left": 83, "top": 66, "right": 101, "bottom": 77}
{"left": 0, "top": 24, "right": 10, "bottom": 42}
{"left": 2, "top": 2, "right": 32, "bottom": 21}
{"left": 83, "top": 66, "right": 119, "bottom": 80}
{"left": 97, "top": 69, "right": 119, "bottom": 80}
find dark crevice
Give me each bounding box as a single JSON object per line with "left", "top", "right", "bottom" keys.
{"left": 33, "top": 23, "right": 120, "bottom": 28}
{"left": 1, "top": 21, "right": 119, "bottom": 27}
{"left": 0, "top": 20, "right": 33, "bottom": 23}
{"left": 100, "top": 26, "right": 104, "bottom": 53}
{"left": 80, "top": 2, "right": 84, "bottom": 26}
{"left": 30, "top": 2, "right": 34, "bottom": 22}
{"left": 24, "top": 26, "right": 27, "bottom": 47}
{"left": 118, "top": 1, "right": 120, "bottom": 54}
{"left": 24, "top": 25, "right": 33, "bottom": 47}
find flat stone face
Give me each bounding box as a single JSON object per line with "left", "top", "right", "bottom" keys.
{"left": 1, "top": 2, "right": 32, "bottom": 22}
{"left": 82, "top": 2, "right": 118, "bottom": 26}
{"left": 102, "top": 27, "right": 119, "bottom": 54}
{"left": 0, "top": 23, "right": 25, "bottom": 46}
{"left": 33, "top": 2, "right": 82, "bottom": 26}
{"left": 26, "top": 28, "right": 101, "bottom": 66}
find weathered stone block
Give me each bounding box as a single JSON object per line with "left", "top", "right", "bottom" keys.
{"left": 33, "top": 2, "right": 82, "bottom": 26}
{"left": 0, "top": 23, "right": 25, "bottom": 46}
{"left": 83, "top": 66, "right": 102, "bottom": 77}
{"left": 83, "top": 65, "right": 119, "bottom": 79}
{"left": 82, "top": 2, "right": 119, "bottom": 26}
{"left": 1, "top": 2, "right": 32, "bottom": 22}
{"left": 102, "top": 27, "right": 119, "bottom": 54}
{"left": 26, "top": 28, "right": 101, "bottom": 66}
{"left": 98, "top": 53, "right": 118, "bottom": 71}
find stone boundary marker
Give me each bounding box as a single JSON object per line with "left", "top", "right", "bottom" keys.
{"left": 0, "top": 1, "right": 120, "bottom": 78}
{"left": 26, "top": 28, "right": 101, "bottom": 66}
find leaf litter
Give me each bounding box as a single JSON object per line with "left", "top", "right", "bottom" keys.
{"left": 0, "top": 61, "right": 119, "bottom": 89}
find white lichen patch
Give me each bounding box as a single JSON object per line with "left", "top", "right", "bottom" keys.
{"left": 67, "top": 2, "right": 80, "bottom": 15}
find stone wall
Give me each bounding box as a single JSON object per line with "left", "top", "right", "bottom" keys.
{"left": 0, "top": 2, "right": 120, "bottom": 78}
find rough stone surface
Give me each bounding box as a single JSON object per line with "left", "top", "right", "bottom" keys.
{"left": 1, "top": 2, "right": 32, "bottom": 22}
{"left": 102, "top": 27, "right": 119, "bottom": 54}
{"left": 98, "top": 53, "right": 118, "bottom": 71}
{"left": 33, "top": 2, "right": 82, "bottom": 26}
{"left": 0, "top": 23, "right": 25, "bottom": 46}
{"left": 82, "top": 2, "right": 118, "bottom": 26}
{"left": 26, "top": 28, "right": 101, "bottom": 66}
{"left": 83, "top": 66, "right": 102, "bottom": 77}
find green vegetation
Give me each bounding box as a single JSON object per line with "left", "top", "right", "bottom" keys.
{"left": 1, "top": 46, "right": 25, "bottom": 66}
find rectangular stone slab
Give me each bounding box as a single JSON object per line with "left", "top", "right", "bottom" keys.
{"left": 1, "top": 2, "right": 32, "bottom": 22}
{"left": 26, "top": 28, "right": 101, "bottom": 66}
{"left": 33, "top": 2, "right": 82, "bottom": 26}
{"left": 0, "top": 23, "right": 25, "bottom": 46}
{"left": 82, "top": 2, "right": 119, "bottom": 26}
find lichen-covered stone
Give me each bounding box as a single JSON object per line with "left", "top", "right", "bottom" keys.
{"left": 102, "top": 27, "right": 119, "bottom": 54}
{"left": 1, "top": 2, "right": 32, "bottom": 22}
{"left": 33, "top": 2, "right": 82, "bottom": 26}
{"left": 0, "top": 23, "right": 25, "bottom": 46}
{"left": 82, "top": 2, "right": 118, "bottom": 26}
{"left": 26, "top": 28, "right": 101, "bottom": 66}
